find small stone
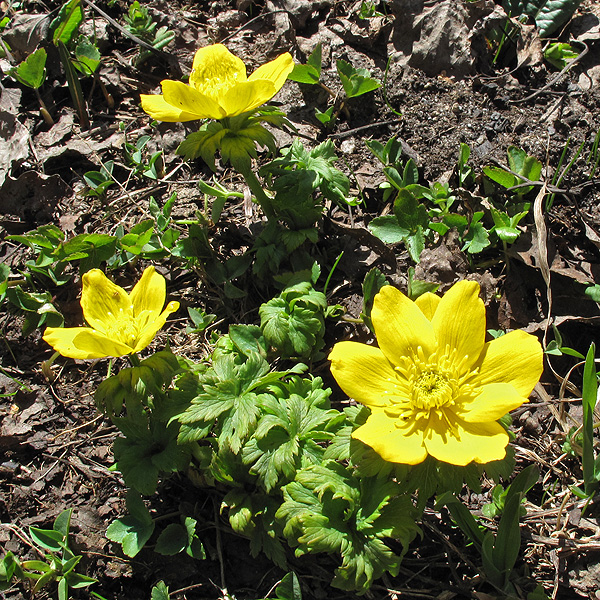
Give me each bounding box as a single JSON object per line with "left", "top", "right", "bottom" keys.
{"left": 340, "top": 139, "right": 356, "bottom": 155}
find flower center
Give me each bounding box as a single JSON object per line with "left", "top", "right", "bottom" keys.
{"left": 412, "top": 371, "right": 453, "bottom": 409}
{"left": 104, "top": 306, "right": 141, "bottom": 349}
{"left": 382, "top": 346, "right": 480, "bottom": 426}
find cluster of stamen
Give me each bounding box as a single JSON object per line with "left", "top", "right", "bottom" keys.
{"left": 192, "top": 67, "right": 242, "bottom": 100}
{"left": 103, "top": 305, "right": 140, "bottom": 349}
{"left": 381, "top": 345, "right": 480, "bottom": 433}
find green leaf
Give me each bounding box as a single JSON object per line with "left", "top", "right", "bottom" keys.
{"left": 535, "top": 0, "right": 582, "bottom": 37}
{"left": 582, "top": 343, "right": 598, "bottom": 495}
{"left": 9, "top": 48, "right": 47, "bottom": 89}
{"left": 437, "top": 492, "right": 485, "bottom": 547}
{"left": 288, "top": 44, "right": 321, "bottom": 84}
{"left": 275, "top": 572, "right": 302, "bottom": 600}
{"left": 288, "top": 64, "right": 320, "bottom": 85}
{"left": 106, "top": 494, "right": 154, "bottom": 558}
{"left": 28, "top": 527, "right": 64, "bottom": 552}
{"left": 544, "top": 42, "right": 579, "bottom": 69}
{"left": 461, "top": 212, "right": 490, "bottom": 254}
{"left": 483, "top": 165, "right": 519, "bottom": 189}
{"left": 492, "top": 492, "right": 522, "bottom": 586}
{"left": 51, "top": 0, "right": 83, "bottom": 46}
{"left": 73, "top": 40, "right": 101, "bottom": 75}
{"left": 336, "top": 59, "right": 381, "bottom": 98}
{"left": 151, "top": 581, "right": 170, "bottom": 600}
{"left": 368, "top": 215, "right": 407, "bottom": 244}
{"left": 177, "top": 122, "right": 227, "bottom": 169}
{"left": 53, "top": 508, "right": 72, "bottom": 538}
{"left": 155, "top": 523, "right": 188, "bottom": 555}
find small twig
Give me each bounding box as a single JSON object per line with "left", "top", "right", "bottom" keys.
{"left": 511, "top": 40, "right": 589, "bottom": 105}
{"left": 82, "top": 0, "right": 182, "bottom": 77}
{"left": 218, "top": 9, "right": 289, "bottom": 44}
{"left": 329, "top": 118, "right": 400, "bottom": 140}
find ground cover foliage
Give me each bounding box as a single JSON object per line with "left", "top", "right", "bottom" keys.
{"left": 2, "top": 0, "right": 600, "bottom": 598}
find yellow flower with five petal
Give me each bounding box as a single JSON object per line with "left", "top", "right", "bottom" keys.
{"left": 140, "top": 44, "right": 294, "bottom": 122}
{"left": 43, "top": 267, "right": 179, "bottom": 359}
{"left": 329, "top": 280, "right": 543, "bottom": 466}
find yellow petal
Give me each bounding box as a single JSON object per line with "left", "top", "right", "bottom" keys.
{"left": 459, "top": 383, "right": 528, "bottom": 423}
{"left": 424, "top": 412, "right": 509, "bottom": 466}
{"left": 248, "top": 52, "right": 294, "bottom": 92}
{"left": 133, "top": 301, "right": 180, "bottom": 353}
{"left": 371, "top": 285, "right": 436, "bottom": 365}
{"left": 414, "top": 291, "right": 441, "bottom": 321}
{"left": 352, "top": 409, "right": 428, "bottom": 465}
{"left": 80, "top": 269, "right": 131, "bottom": 335}
{"left": 329, "top": 341, "right": 407, "bottom": 408}
{"left": 130, "top": 266, "right": 166, "bottom": 320}
{"left": 43, "top": 327, "right": 132, "bottom": 359}
{"left": 474, "top": 329, "right": 543, "bottom": 396}
{"left": 189, "top": 44, "right": 247, "bottom": 97}
{"left": 220, "top": 80, "right": 277, "bottom": 116}
{"left": 140, "top": 94, "right": 201, "bottom": 122}
{"left": 161, "top": 80, "right": 225, "bottom": 120}
{"left": 431, "top": 280, "right": 485, "bottom": 371}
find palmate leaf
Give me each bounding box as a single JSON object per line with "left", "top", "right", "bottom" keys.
{"left": 278, "top": 461, "right": 419, "bottom": 593}
{"left": 242, "top": 377, "right": 340, "bottom": 491}
{"left": 113, "top": 417, "right": 190, "bottom": 495}
{"left": 223, "top": 490, "right": 287, "bottom": 569}
{"left": 177, "top": 352, "right": 292, "bottom": 452}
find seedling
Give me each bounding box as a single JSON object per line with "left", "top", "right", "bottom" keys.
{"left": 83, "top": 160, "right": 116, "bottom": 198}
{"left": 124, "top": 1, "right": 175, "bottom": 65}
{"left": 288, "top": 43, "right": 381, "bottom": 127}
{"left": 543, "top": 42, "right": 580, "bottom": 69}
{"left": 123, "top": 135, "right": 164, "bottom": 180}
{"left": 0, "top": 509, "right": 98, "bottom": 599}
{"left": 483, "top": 146, "right": 542, "bottom": 197}
{"left": 8, "top": 48, "right": 53, "bottom": 124}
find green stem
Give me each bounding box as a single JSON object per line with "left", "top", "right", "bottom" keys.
{"left": 128, "top": 352, "right": 141, "bottom": 367}
{"left": 239, "top": 167, "right": 276, "bottom": 221}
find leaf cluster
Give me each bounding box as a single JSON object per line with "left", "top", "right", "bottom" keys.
{"left": 1, "top": 509, "right": 97, "bottom": 599}
{"left": 259, "top": 280, "right": 330, "bottom": 360}
{"left": 260, "top": 139, "right": 351, "bottom": 228}
{"left": 277, "top": 460, "right": 420, "bottom": 593}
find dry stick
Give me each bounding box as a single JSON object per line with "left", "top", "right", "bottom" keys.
{"left": 218, "top": 9, "right": 289, "bottom": 44}
{"left": 511, "top": 41, "right": 589, "bottom": 105}
{"left": 82, "top": 0, "right": 182, "bottom": 77}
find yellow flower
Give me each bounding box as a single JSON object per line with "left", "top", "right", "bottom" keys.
{"left": 43, "top": 267, "right": 179, "bottom": 359}
{"left": 140, "top": 44, "right": 294, "bottom": 122}
{"left": 329, "top": 281, "right": 543, "bottom": 466}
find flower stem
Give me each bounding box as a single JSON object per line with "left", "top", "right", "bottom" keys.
{"left": 239, "top": 167, "right": 276, "bottom": 221}
{"left": 128, "top": 352, "right": 141, "bottom": 367}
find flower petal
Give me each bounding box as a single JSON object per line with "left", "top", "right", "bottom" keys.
{"left": 431, "top": 280, "right": 485, "bottom": 371}
{"left": 220, "top": 80, "right": 277, "bottom": 116}
{"left": 248, "top": 52, "right": 294, "bottom": 92}
{"left": 140, "top": 94, "right": 202, "bottom": 122}
{"left": 474, "top": 329, "right": 543, "bottom": 397}
{"left": 414, "top": 291, "right": 441, "bottom": 321}
{"left": 133, "top": 301, "right": 180, "bottom": 353}
{"left": 43, "top": 327, "right": 133, "bottom": 359}
{"left": 371, "top": 285, "right": 436, "bottom": 365}
{"left": 80, "top": 269, "right": 131, "bottom": 335}
{"left": 424, "top": 411, "right": 509, "bottom": 465}
{"left": 329, "top": 341, "right": 403, "bottom": 408}
{"left": 189, "top": 44, "right": 247, "bottom": 97}
{"left": 130, "top": 267, "right": 166, "bottom": 320}
{"left": 460, "top": 383, "right": 528, "bottom": 422}
{"left": 161, "top": 80, "right": 225, "bottom": 120}
{"left": 352, "top": 409, "right": 428, "bottom": 465}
